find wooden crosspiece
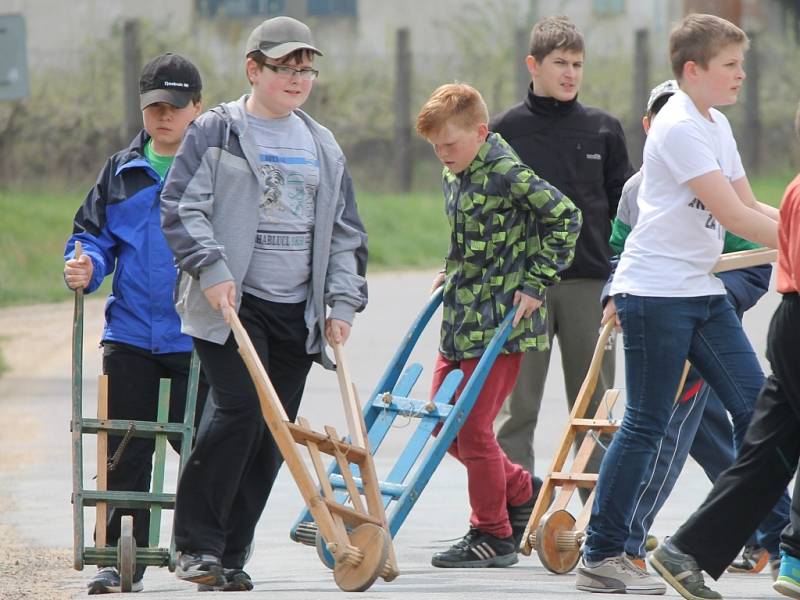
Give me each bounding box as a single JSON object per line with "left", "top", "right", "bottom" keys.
{"left": 227, "top": 310, "right": 398, "bottom": 592}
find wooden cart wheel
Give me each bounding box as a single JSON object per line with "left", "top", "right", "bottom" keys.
{"left": 314, "top": 529, "right": 336, "bottom": 570}
{"left": 535, "top": 509, "right": 581, "bottom": 574}
{"left": 333, "top": 523, "right": 390, "bottom": 592}
{"left": 118, "top": 515, "right": 136, "bottom": 592}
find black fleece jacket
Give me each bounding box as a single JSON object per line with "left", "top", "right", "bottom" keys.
{"left": 490, "top": 87, "right": 634, "bottom": 280}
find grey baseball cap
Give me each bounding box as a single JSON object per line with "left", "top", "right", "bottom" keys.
{"left": 245, "top": 16, "right": 323, "bottom": 59}
{"left": 646, "top": 79, "right": 680, "bottom": 113}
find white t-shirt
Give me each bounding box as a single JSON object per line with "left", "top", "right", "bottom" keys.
{"left": 610, "top": 90, "right": 745, "bottom": 297}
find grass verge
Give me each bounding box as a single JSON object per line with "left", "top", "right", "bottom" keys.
{"left": 0, "top": 171, "right": 794, "bottom": 311}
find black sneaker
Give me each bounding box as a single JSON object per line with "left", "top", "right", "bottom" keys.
{"left": 198, "top": 568, "right": 254, "bottom": 592}
{"left": 649, "top": 540, "right": 721, "bottom": 600}
{"left": 86, "top": 566, "right": 143, "bottom": 594}
{"left": 727, "top": 545, "right": 768, "bottom": 573}
{"left": 175, "top": 552, "right": 225, "bottom": 587}
{"left": 431, "top": 527, "right": 518, "bottom": 568}
{"left": 508, "top": 475, "right": 544, "bottom": 549}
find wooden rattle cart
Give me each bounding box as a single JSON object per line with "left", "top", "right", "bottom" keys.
{"left": 518, "top": 247, "right": 778, "bottom": 573}
{"left": 227, "top": 309, "right": 399, "bottom": 592}
{"left": 288, "top": 288, "right": 517, "bottom": 568}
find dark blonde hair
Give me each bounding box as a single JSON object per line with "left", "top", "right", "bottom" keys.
{"left": 529, "top": 16, "right": 584, "bottom": 62}
{"left": 416, "top": 83, "right": 489, "bottom": 137}
{"left": 670, "top": 14, "right": 748, "bottom": 79}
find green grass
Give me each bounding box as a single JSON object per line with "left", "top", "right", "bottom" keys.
{"left": 358, "top": 192, "right": 448, "bottom": 271}
{"left": 0, "top": 171, "right": 794, "bottom": 310}
{"left": 0, "top": 188, "right": 448, "bottom": 309}
{"left": 0, "top": 190, "right": 83, "bottom": 306}
{"left": 751, "top": 170, "right": 796, "bottom": 207}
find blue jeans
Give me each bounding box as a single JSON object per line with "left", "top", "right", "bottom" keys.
{"left": 624, "top": 379, "right": 789, "bottom": 558}
{"left": 584, "top": 293, "right": 766, "bottom": 561}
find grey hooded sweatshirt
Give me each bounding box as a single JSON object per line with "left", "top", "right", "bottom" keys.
{"left": 161, "top": 95, "right": 368, "bottom": 369}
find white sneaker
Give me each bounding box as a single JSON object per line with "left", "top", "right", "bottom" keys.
{"left": 576, "top": 554, "right": 666, "bottom": 594}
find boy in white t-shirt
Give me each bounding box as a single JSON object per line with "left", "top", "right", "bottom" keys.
{"left": 575, "top": 14, "right": 780, "bottom": 597}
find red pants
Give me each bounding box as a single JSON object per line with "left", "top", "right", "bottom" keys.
{"left": 432, "top": 352, "right": 532, "bottom": 538}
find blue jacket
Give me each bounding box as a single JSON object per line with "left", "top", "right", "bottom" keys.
{"left": 64, "top": 131, "right": 192, "bottom": 354}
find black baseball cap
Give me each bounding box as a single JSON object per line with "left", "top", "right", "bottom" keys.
{"left": 245, "top": 16, "right": 323, "bottom": 59}
{"left": 139, "top": 53, "right": 202, "bottom": 110}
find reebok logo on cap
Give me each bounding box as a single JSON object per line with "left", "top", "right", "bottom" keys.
{"left": 139, "top": 53, "right": 202, "bottom": 110}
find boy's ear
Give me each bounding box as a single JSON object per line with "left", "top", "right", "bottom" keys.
{"left": 246, "top": 57, "right": 260, "bottom": 84}
{"left": 192, "top": 101, "right": 203, "bottom": 117}
{"left": 477, "top": 123, "right": 489, "bottom": 139}
{"left": 683, "top": 60, "right": 699, "bottom": 82}
{"left": 525, "top": 55, "right": 538, "bottom": 77}
{"left": 641, "top": 115, "right": 650, "bottom": 135}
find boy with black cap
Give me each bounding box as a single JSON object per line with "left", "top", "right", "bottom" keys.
{"left": 63, "top": 52, "right": 205, "bottom": 594}
{"left": 161, "top": 16, "right": 367, "bottom": 592}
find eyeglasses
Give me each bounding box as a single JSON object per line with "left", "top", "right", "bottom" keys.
{"left": 263, "top": 63, "right": 319, "bottom": 81}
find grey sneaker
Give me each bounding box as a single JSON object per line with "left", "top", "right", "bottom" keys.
{"left": 175, "top": 552, "right": 225, "bottom": 587}
{"left": 649, "top": 541, "right": 721, "bottom": 600}
{"left": 87, "top": 566, "right": 143, "bottom": 594}
{"left": 576, "top": 554, "right": 666, "bottom": 594}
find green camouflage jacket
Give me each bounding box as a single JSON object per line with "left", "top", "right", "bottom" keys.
{"left": 440, "top": 132, "right": 582, "bottom": 360}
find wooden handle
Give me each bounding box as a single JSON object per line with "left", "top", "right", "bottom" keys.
{"left": 95, "top": 374, "right": 108, "bottom": 548}
{"left": 713, "top": 247, "right": 777, "bottom": 273}
{"left": 333, "top": 343, "right": 366, "bottom": 449}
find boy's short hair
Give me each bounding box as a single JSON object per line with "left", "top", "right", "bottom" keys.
{"left": 139, "top": 53, "right": 202, "bottom": 110}
{"left": 415, "top": 83, "right": 489, "bottom": 137}
{"left": 669, "top": 14, "right": 748, "bottom": 79}
{"left": 528, "top": 16, "right": 584, "bottom": 62}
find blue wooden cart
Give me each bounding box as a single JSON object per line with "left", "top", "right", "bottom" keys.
{"left": 290, "top": 288, "right": 517, "bottom": 565}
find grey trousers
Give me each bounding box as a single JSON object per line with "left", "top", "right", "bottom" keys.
{"left": 495, "top": 278, "right": 614, "bottom": 500}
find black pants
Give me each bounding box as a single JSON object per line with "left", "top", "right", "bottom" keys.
{"left": 173, "top": 294, "right": 315, "bottom": 568}
{"left": 101, "top": 342, "right": 208, "bottom": 564}
{"left": 672, "top": 293, "right": 800, "bottom": 578}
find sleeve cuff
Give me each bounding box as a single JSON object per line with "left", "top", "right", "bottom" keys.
{"left": 521, "top": 282, "right": 546, "bottom": 301}
{"left": 329, "top": 302, "right": 357, "bottom": 325}
{"left": 199, "top": 260, "right": 234, "bottom": 291}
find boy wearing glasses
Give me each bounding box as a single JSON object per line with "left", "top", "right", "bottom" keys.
{"left": 161, "top": 16, "right": 368, "bottom": 591}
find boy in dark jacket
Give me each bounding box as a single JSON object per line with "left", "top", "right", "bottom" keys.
{"left": 63, "top": 53, "right": 206, "bottom": 595}
{"left": 491, "top": 16, "right": 633, "bottom": 495}
{"left": 416, "top": 82, "right": 581, "bottom": 568}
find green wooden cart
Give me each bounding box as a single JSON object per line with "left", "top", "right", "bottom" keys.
{"left": 69, "top": 242, "right": 200, "bottom": 592}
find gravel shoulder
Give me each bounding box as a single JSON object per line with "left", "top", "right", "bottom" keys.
{"left": 0, "top": 298, "right": 105, "bottom": 599}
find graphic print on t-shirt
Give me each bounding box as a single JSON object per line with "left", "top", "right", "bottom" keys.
{"left": 257, "top": 155, "right": 317, "bottom": 222}
{"left": 243, "top": 112, "right": 319, "bottom": 303}
{"left": 687, "top": 197, "right": 720, "bottom": 233}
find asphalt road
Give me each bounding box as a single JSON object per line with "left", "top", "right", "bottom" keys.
{"left": 0, "top": 270, "right": 787, "bottom": 599}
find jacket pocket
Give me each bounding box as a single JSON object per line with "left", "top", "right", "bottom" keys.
{"left": 559, "top": 134, "right": 604, "bottom": 184}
